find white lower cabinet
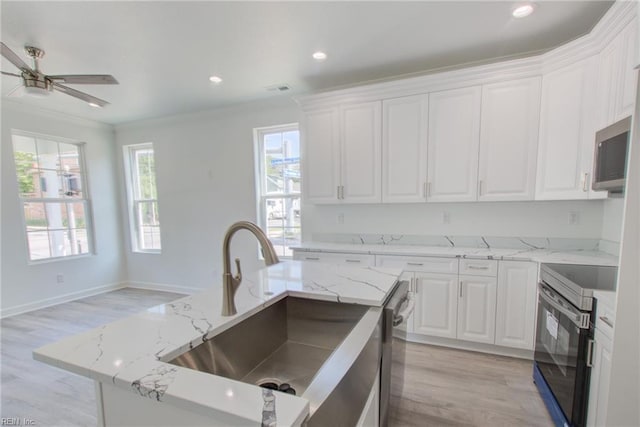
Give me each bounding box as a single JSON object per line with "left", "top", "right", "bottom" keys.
{"left": 495, "top": 261, "right": 538, "bottom": 350}
{"left": 587, "top": 329, "right": 613, "bottom": 427}
{"left": 413, "top": 272, "right": 458, "bottom": 339}
{"left": 457, "top": 275, "right": 497, "bottom": 344}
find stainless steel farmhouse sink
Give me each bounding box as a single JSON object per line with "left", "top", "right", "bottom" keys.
{"left": 167, "top": 296, "right": 382, "bottom": 425}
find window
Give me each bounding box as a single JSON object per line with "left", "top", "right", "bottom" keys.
{"left": 123, "top": 143, "right": 161, "bottom": 252}
{"left": 255, "top": 124, "right": 301, "bottom": 257}
{"left": 11, "top": 132, "right": 93, "bottom": 261}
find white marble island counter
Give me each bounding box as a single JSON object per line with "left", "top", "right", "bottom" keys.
{"left": 33, "top": 261, "right": 402, "bottom": 426}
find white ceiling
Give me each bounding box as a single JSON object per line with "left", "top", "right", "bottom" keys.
{"left": 1, "top": 1, "right": 613, "bottom": 125}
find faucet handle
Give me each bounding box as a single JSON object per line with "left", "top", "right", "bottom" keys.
{"left": 233, "top": 258, "right": 243, "bottom": 285}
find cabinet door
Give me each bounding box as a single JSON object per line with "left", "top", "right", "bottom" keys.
{"left": 495, "top": 261, "right": 538, "bottom": 350}
{"left": 587, "top": 331, "right": 613, "bottom": 427}
{"left": 597, "top": 38, "right": 623, "bottom": 129}
{"left": 413, "top": 273, "right": 458, "bottom": 339}
{"left": 382, "top": 95, "right": 428, "bottom": 203}
{"left": 427, "top": 86, "right": 481, "bottom": 202}
{"left": 615, "top": 20, "right": 638, "bottom": 121}
{"left": 536, "top": 58, "right": 598, "bottom": 200}
{"left": 302, "top": 109, "right": 340, "bottom": 203}
{"left": 341, "top": 101, "right": 382, "bottom": 203}
{"left": 478, "top": 77, "right": 541, "bottom": 201}
{"left": 457, "top": 275, "right": 497, "bottom": 344}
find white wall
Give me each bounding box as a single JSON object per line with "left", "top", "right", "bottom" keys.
{"left": 601, "top": 198, "right": 625, "bottom": 242}
{"left": 1, "top": 102, "right": 126, "bottom": 316}
{"left": 302, "top": 200, "right": 605, "bottom": 240}
{"left": 114, "top": 98, "right": 300, "bottom": 292}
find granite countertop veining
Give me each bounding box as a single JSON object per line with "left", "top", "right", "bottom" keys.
{"left": 33, "top": 261, "right": 402, "bottom": 426}
{"left": 291, "top": 240, "right": 619, "bottom": 267}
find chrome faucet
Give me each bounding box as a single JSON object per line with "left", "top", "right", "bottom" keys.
{"left": 221, "top": 221, "right": 280, "bottom": 316}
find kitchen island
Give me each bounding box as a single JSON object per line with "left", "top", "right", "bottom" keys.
{"left": 33, "top": 261, "right": 402, "bottom": 426}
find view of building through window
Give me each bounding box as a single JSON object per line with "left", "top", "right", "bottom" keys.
{"left": 12, "top": 132, "right": 92, "bottom": 261}
{"left": 256, "top": 125, "right": 300, "bottom": 257}
{"left": 124, "top": 143, "right": 161, "bottom": 252}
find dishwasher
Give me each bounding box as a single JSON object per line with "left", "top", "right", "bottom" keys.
{"left": 380, "top": 280, "right": 415, "bottom": 427}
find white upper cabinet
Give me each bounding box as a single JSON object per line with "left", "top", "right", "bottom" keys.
{"left": 341, "top": 101, "right": 382, "bottom": 203}
{"left": 616, "top": 20, "right": 638, "bottom": 122}
{"left": 427, "top": 86, "right": 482, "bottom": 202}
{"left": 478, "top": 77, "right": 541, "bottom": 201}
{"left": 597, "top": 20, "right": 638, "bottom": 129}
{"left": 302, "top": 108, "right": 341, "bottom": 203}
{"left": 382, "top": 95, "right": 428, "bottom": 203}
{"left": 536, "top": 58, "right": 601, "bottom": 200}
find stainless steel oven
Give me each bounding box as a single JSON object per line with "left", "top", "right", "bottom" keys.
{"left": 380, "top": 280, "right": 415, "bottom": 427}
{"left": 534, "top": 263, "right": 617, "bottom": 427}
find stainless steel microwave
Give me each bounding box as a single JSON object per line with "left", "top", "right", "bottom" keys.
{"left": 592, "top": 116, "right": 632, "bottom": 193}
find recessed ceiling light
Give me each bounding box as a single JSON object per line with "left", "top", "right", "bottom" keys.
{"left": 209, "top": 75, "right": 223, "bottom": 84}
{"left": 312, "top": 51, "right": 327, "bottom": 61}
{"left": 88, "top": 102, "right": 101, "bottom": 108}
{"left": 512, "top": 4, "right": 535, "bottom": 18}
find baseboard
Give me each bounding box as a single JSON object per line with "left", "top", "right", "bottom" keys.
{"left": 405, "top": 332, "right": 534, "bottom": 360}
{"left": 0, "top": 281, "right": 127, "bottom": 319}
{"left": 125, "top": 281, "right": 200, "bottom": 295}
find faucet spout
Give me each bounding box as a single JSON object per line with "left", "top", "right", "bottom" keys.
{"left": 221, "top": 221, "right": 280, "bottom": 316}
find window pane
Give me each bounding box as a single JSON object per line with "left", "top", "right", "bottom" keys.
{"left": 135, "top": 200, "right": 161, "bottom": 250}
{"left": 74, "top": 229, "right": 90, "bottom": 254}
{"left": 24, "top": 202, "right": 47, "bottom": 231}
{"left": 140, "top": 226, "right": 161, "bottom": 250}
{"left": 264, "top": 196, "right": 300, "bottom": 257}
{"left": 13, "top": 139, "right": 40, "bottom": 198}
{"left": 27, "top": 231, "right": 50, "bottom": 260}
{"left": 36, "top": 139, "right": 59, "bottom": 170}
{"left": 60, "top": 171, "right": 84, "bottom": 198}
{"left": 45, "top": 203, "right": 68, "bottom": 230}
{"left": 135, "top": 149, "right": 157, "bottom": 199}
{"left": 58, "top": 143, "right": 81, "bottom": 174}
{"left": 66, "top": 202, "right": 87, "bottom": 229}
{"left": 49, "top": 229, "right": 67, "bottom": 257}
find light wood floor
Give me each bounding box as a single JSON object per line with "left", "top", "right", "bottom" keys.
{"left": 1, "top": 289, "right": 553, "bottom": 426}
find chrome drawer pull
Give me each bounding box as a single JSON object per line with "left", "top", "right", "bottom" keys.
{"left": 345, "top": 259, "right": 361, "bottom": 263}
{"left": 305, "top": 257, "right": 320, "bottom": 261}
{"left": 467, "top": 265, "right": 490, "bottom": 270}
{"left": 407, "top": 262, "right": 424, "bottom": 266}
{"left": 586, "top": 339, "right": 595, "bottom": 367}
{"left": 599, "top": 316, "right": 614, "bottom": 328}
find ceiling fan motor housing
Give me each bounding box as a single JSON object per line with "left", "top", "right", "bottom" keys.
{"left": 23, "top": 73, "right": 52, "bottom": 92}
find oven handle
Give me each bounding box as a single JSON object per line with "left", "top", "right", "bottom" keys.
{"left": 393, "top": 292, "right": 416, "bottom": 327}
{"left": 538, "top": 283, "right": 590, "bottom": 329}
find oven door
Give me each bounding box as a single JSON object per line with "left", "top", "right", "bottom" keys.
{"left": 535, "top": 282, "right": 592, "bottom": 427}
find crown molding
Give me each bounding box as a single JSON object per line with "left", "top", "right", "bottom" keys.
{"left": 296, "top": 1, "right": 637, "bottom": 111}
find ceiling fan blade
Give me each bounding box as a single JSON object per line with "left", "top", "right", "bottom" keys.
{"left": 1, "top": 70, "right": 22, "bottom": 78}
{"left": 47, "top": 74, "right": 118, "bottom": 85}
{"left": 6, "top": 83, "right": 25, "bottom": 97}
{"left": 1, "top": 42, "right": 34, "bottom": 75}
{"left": 52, "top": 82, "right": 109, "bottom": 107}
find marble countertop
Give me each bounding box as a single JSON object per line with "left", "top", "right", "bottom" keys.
{"left": 33, "top": 261, "right": 402, "bottom": 426}
{"left": 292, "top": 242, "right": 619, "bottom": 267}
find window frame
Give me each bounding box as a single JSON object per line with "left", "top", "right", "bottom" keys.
{"left": 254, "top": 123, "right": 301, "bottom": 259}
{"left": 122, "top": 142, "right": 162, "bottom": 254}
{"left": 11, "top": 130, "right": 95, "bottom": 264}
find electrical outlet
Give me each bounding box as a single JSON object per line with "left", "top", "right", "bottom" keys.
{"left": 568, "top": 211, "right": 580, "bottom": 225}
{"left": 56, "top": 274, "right": 64, "bottom": 284}
{"left": 337, "top": 213, "right": 344, "bottom": 224}
{"left": 442, "top": 212, "right": 451, "bottom": 224}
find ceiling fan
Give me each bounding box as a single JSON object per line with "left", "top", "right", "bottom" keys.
{"left": 1, "top": 42, "right": 118, "bottom": 107}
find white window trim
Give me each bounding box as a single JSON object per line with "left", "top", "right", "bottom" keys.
{"left": 123, "top": 142, "right": 161, "bottom": 254}
{"left": 11, "top": 130, "right": 95, "bottom": 264}
{"left": 254, "top": 123, "right": 300, "bottom": 259}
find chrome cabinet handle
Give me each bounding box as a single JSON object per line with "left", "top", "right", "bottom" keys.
{"left": 582, "top": 172, "right": 589, "bottom": 192}
{"left": 345, "top": 259, "right": 361, "bottom": 263}
{"left": 468, "top": 265, "right": 489, "bottom": 270}
{"left": 460, "top": 281, "right": 463, "bottom": 298}
{"left": 407, "top": 262, "right": 424, "bottom": 266}
{"left": 393, "top": 292, "right": 416, "bottom": 327}
{"left": 305, "top": 257, "right": 320, "bottom": 261}
{"left": 599, "top": 316, "right": 614, "bottom": 328}
{"left": 479, "top": 180, "right": 483, "bottom": 196}
{"left": 423, "top": 182, "right": 427, "bottom": 198}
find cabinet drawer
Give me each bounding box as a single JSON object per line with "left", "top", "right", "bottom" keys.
{"left": 376, "top": 255, "right": 458, "bottom": 274}
{"left": 293, "top": 251, "right": 375, "bottom": 266}
{"left": 459, "top": 259, "right": 498, "bottom": 277}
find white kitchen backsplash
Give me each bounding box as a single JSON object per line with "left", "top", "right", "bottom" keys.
{"left": 310, "top": 233, "right": 610, "bottom": 252}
